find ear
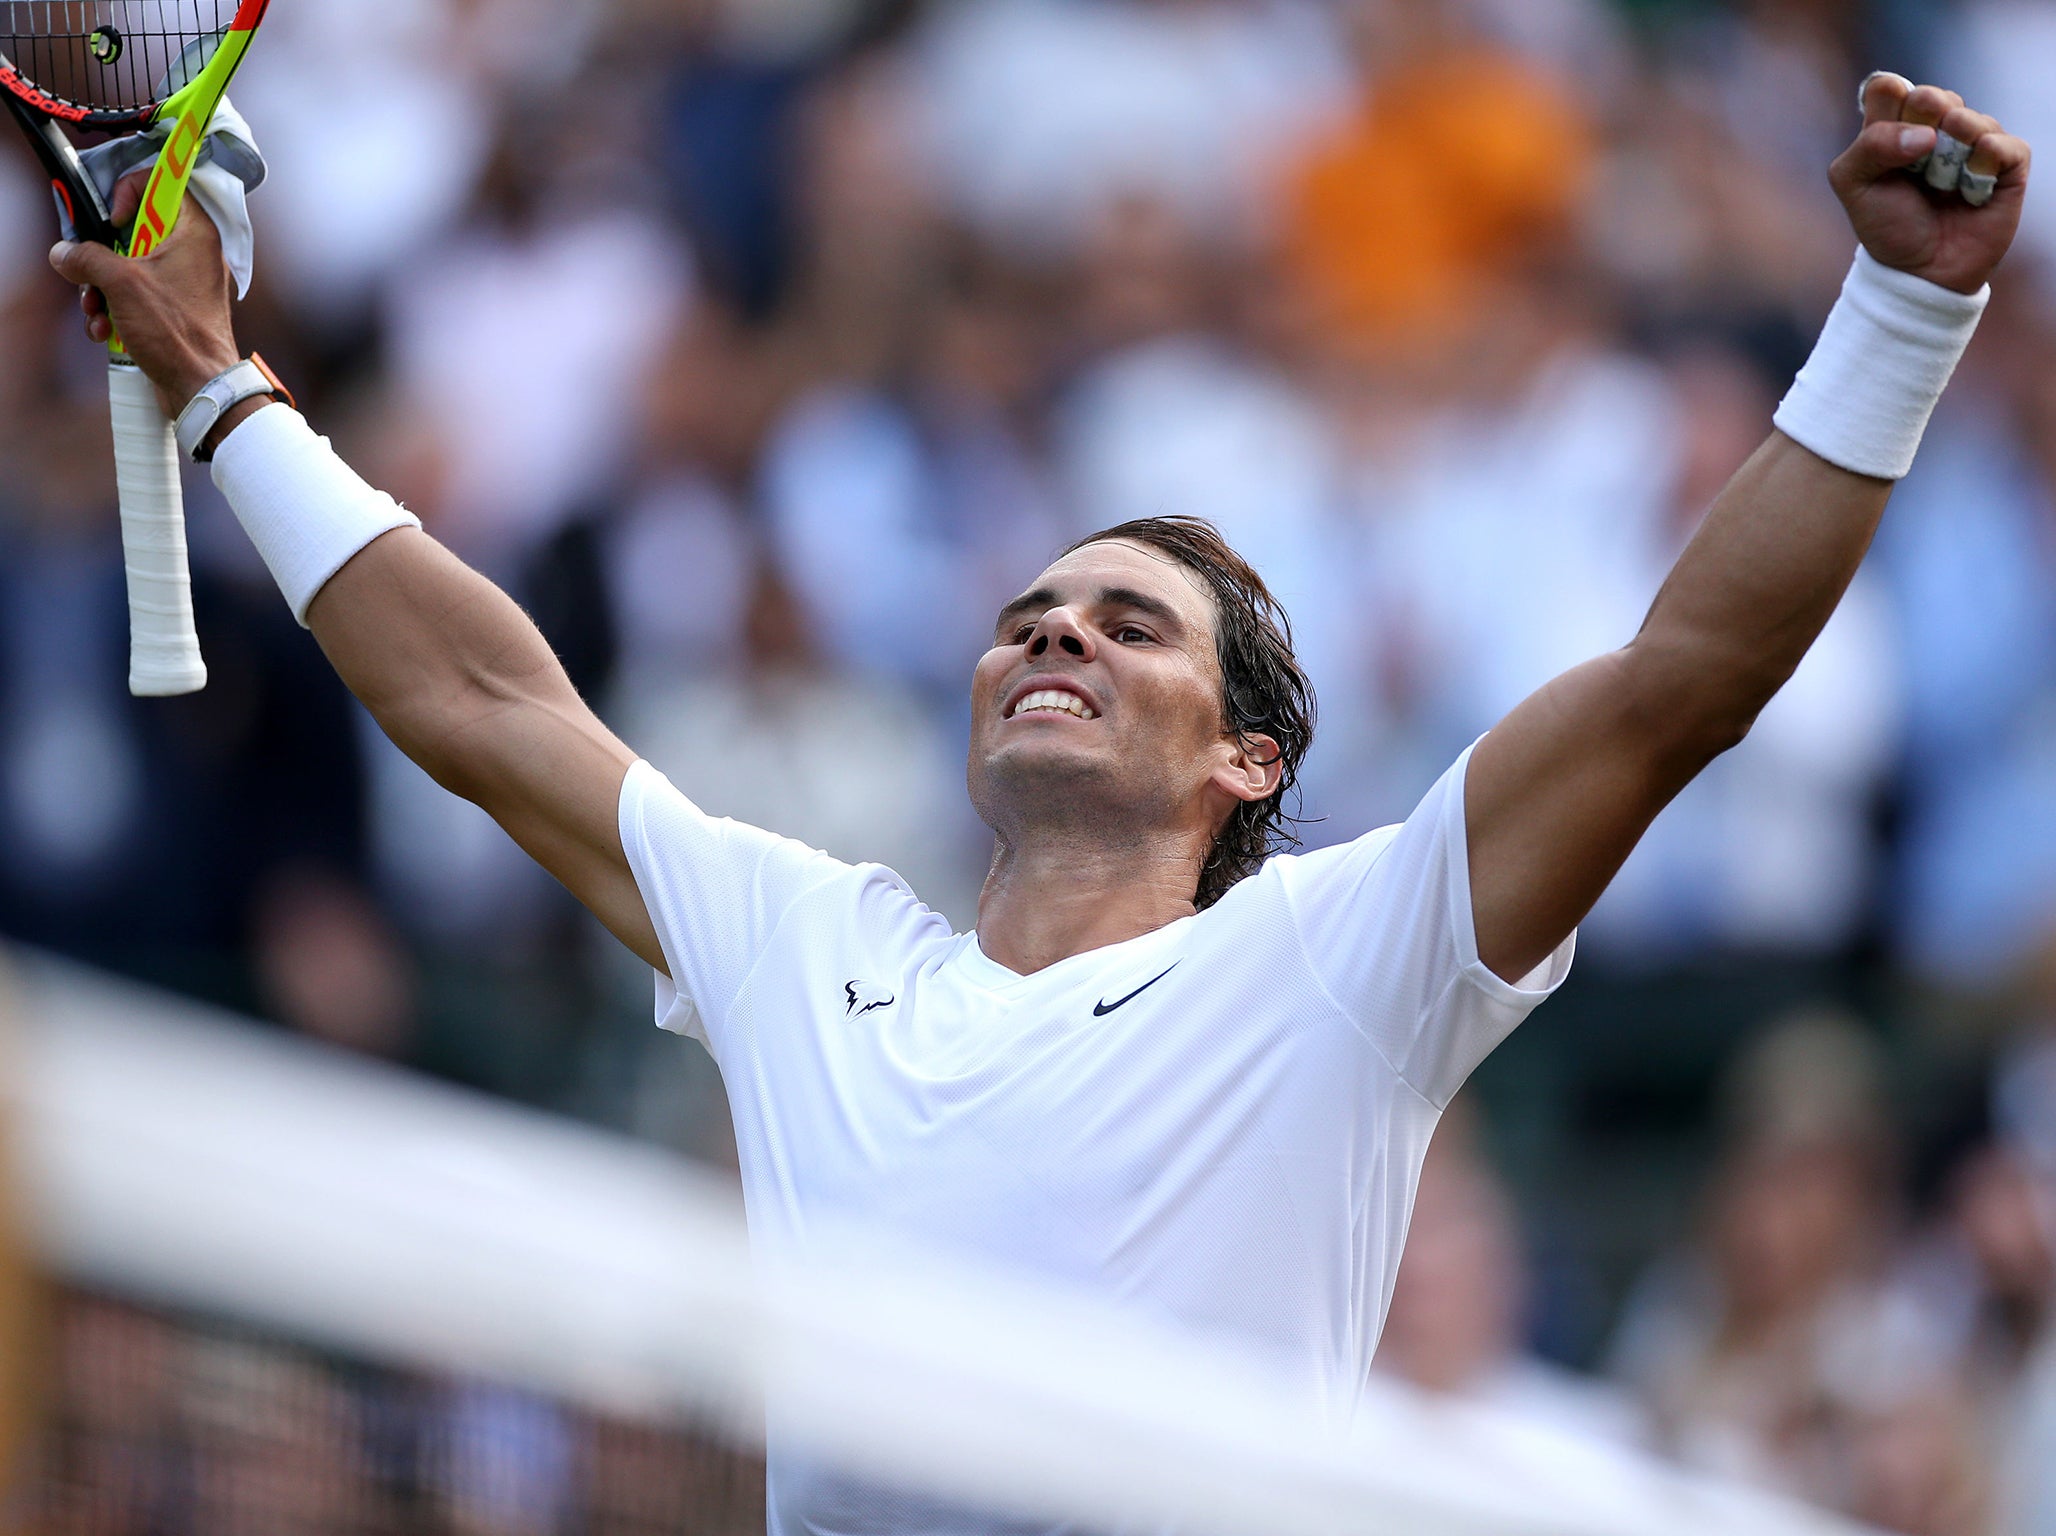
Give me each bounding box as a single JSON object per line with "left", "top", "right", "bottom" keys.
{"left": 1211, "top": 732, "right": 1284, "bottom": 806}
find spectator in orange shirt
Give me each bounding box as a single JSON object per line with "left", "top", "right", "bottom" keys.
{"left": 1279, "top": 0, "right": 1594, "bottom": 367}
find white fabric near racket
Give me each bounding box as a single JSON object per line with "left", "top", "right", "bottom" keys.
{"left": 75, "top": 98, "right": 265, "bottom": 297}
{"left": 109, "top": 361, "right": 207, "bottom": 696}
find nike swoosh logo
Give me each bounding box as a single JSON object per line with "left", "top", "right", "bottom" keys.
{"left": 1093, "top": 964, "right": 1178, "bottom": 1017}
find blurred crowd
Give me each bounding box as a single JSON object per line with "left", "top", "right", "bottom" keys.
{"left": 4, "top": 0, "right": 2056, "bottom": 1531}
{"left": 37, "top": 1291, "right": 764, "bottom": 1536}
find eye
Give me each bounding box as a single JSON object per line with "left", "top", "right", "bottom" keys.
{"left": 1112, "top": 624, "right": 1153, "bottom": 644}
{"left": 1009, "top": 624, "right": 1035, "bottom": 644}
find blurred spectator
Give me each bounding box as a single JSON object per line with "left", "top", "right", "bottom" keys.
{"left": 1057, "top": 202, "right": 1355, "bottom": 715}
{"left": 1695, "top": 0, "right": 1864, "bottom": 184}
{"left": 383, "top": 101, "right": 693, "bottom": 571}
{"left": 1938, "top": 0, "right": 2056, "bottom": 278}
{"left": 1607, "top": 1012, "right": 1983, "bottom": 1526}
{"left": 1879, "top": 283, "right": 2056, "bottom": 990}
{"left": 234, "top": 0, "right": 502, "bottom": 328}
{"left": 45, "top": 1299, "right": 184, "bottom": 1534}
{"left": 1340, "top": 305, "right": 1896, "bottom": 959}
{"left": 616, "top": 554, "right": 984, "bottom": 927}
{"left": 1988, "top": 1033, "right": 2056, "bottom": 1534}
{"left": 1893, "top": 1140, "right": 2052, "bottom": 1536}
{"left": 1376, "top": 1107, "right": 1648, "bottom": 1451}
{"left": 1279, "top": 0, "right": 1593, "bottom": 368}
{"left": 427, "top": 1383, "right": 575, "bottom": 1536}
{"left": 180, "top": 1333, "right": 374, "bottom": 1536}
{"left": 0, "top": 302, "right": 383, "bottom": 1023}
{"left": 913, "top": 0, "right": 1349, "bottom": 259}
{"left": 38, "top": 1291, "right": 765, "bottom": 1536}
{"left": 251, "top": 873, "right": 418, "bottom": 1060}
{"left": 762, "top": 67, "right": 1070, "bottom": 706}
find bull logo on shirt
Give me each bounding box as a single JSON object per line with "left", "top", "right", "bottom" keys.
{"left": 844, "top": 980, "right": 896, "bottom": 1017}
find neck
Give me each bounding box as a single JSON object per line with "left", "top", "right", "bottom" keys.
{"left": 975, "top": 822, "right": 1205, "bottom": 976}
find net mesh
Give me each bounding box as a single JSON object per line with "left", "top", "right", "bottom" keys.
{"left": 0, "top": 2, "right": 229, "bottom": 114}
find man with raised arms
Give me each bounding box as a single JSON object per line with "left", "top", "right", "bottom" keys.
{"left": 49, "top": 74, "right": 2029, "bottom": 1533}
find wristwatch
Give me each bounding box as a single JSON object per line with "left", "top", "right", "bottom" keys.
{"left": 175, "top": 353, "right": 294, "bottom": 464}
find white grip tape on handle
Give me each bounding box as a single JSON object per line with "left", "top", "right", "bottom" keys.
{"left": 109, "top": 360, "right": 208, "bottom": 696}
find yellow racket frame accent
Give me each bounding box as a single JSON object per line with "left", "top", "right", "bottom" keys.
{"left": 109, "top": 0, "right": 269, "bottom": 353}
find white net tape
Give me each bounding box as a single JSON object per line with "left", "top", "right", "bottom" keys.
{"left": 7, "top": 949, "right": 1883, "bottom": 1536}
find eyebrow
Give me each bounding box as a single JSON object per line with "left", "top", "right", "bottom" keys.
{"left": 994, "top": 584, "right": 1187, "bottom": 639}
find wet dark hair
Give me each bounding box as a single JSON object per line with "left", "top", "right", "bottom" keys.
{"left": 1062, "top": 516, "right": 1316, "bottom": 908}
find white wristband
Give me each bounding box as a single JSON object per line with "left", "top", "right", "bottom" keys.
{"left": 1773, "top": 248, "right": 1988, "bottom": 480}
{"left": 209, "top": 404, "right": 423, "bottom": 625}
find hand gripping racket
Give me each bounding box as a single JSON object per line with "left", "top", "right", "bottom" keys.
{"left": 3, "top": 0, "right": 272, "bottom": 696}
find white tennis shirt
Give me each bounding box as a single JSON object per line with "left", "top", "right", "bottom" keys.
{"left": 619, "top": 743, "right": 1574, "bottom": 1533}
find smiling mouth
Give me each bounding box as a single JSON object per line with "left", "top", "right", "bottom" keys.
{"left": 1007, "top": 689, "right": 1098, "bottom": 721}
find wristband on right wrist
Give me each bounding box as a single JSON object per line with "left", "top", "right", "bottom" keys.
{"left": 209, "top": 404, "right": 424, "bottom": 625}
{"left": 1772, "top": 248, "right": 1989, "bottom": 481}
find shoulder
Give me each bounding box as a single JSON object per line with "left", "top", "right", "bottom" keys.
{"left": 1232, "top": 822, "right": 1407, "bottom": 917}
{"left": 620, "top": 758, "right": 953, "bottom": 960}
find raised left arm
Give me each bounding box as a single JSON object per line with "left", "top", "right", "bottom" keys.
{"left": 1465, "top": 76, "right": 2031, "bottom": 983}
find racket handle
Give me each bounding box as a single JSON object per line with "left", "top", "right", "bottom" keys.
{"left": 108, "top": 360, "right": 207, "bottom": 697}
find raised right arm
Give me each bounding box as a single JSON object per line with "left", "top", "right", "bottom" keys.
{"left": 51, "top": 208, "right": 666, "bottom": 973}
{"left": 303, "top": 518, "right": 662, "bottom": 971}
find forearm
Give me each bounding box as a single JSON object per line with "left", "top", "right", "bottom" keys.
{"left": 208, "top": 402, "right": 634, "bottom": 842}
{"left": 1626, "top": 432, "right": 1891, "bottom": 751}
{"left": 1629, "top": 243, "right": 1989, "bottom": 749}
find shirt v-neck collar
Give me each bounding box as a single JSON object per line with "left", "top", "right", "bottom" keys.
{"left": 952, "top": 914, "right": 1199, "bottom": 996}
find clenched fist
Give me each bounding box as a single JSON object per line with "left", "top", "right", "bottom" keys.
{"left": 47, "top": 173, "right": 241, "bottom": 419}
{"left": 1833, "top": 73, "right": 2031, "bottom": 295}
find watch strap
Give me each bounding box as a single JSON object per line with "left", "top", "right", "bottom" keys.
{"left": 176, "top": 355, "right": 292, "bottom": 464}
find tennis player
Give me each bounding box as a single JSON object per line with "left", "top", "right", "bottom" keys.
{"left": 52, "top": 75, "right": 2028, "bottom": 1530}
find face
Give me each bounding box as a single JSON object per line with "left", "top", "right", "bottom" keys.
{"left": 966, "top": 540, "right": 1279, "bottom": 848}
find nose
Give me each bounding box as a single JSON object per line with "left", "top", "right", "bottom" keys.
{"left": 1026, "top": 606, "right": 1094, "bottom": 660}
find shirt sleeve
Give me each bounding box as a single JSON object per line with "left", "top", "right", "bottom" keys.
{"left": 616, "top": 760, "right": 852, "bottom": 1047}
{"left": 1272, "top": 741, "right": 1574, "bottom": 1107}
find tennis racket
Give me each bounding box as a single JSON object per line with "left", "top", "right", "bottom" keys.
{"left": 3, "top": 0, "right": 272, "bottom": 697}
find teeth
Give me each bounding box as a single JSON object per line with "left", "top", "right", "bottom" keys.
{"left": 1012, "top": 689, "right": 1096, "bottom": 720}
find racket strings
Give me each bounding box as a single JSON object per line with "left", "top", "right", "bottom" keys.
{"left": 2, "top": 1, "right": 229, "bottom": 114}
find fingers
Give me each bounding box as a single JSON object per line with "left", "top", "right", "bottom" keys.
{"left": 51, "top": 240, "right": 125, "bottom": 344}
{"left": 78, "top": 283, "right": 111, "bottom": 345}
{"left": 1859, "top": 71, "right": 1913, "bottom": 128}
{"left": 48, "top": 238, "right": 124, "bottom": 292}
{"left": 1832, "top": 118, "right": 1940, "bottom": 196}
{"left": 1966, "top": 130, "right": 2031, "bottom": 183}
{"left": 108, "top": 169, "right": 148, "bottom": 231}
{"left": 1844, "top": 74, "right": 2027, "bottom": 208}
{"left": 1939, "top": 103, "right": 2002, "bottom": 147}
{"left": 1898, "top": 83, "right": 1965, "bottom": 131}
{"left": 1964, "top": 130, "right": 2030, "bottom": 208}
{"left": 1915, "top": 103, "right": 2000, "bottom": 196}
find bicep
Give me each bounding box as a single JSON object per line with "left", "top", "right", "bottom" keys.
{"left": 1464, "top": 649, "right": 1710, "bottom": 984}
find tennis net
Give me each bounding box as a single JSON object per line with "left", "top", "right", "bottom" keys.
{"left": 6, "top": 947, "right": 1886, "bottom": 1536}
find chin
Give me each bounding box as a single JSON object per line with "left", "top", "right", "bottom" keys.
{"left": 969, "top": 738, "right": 1124, "bottom": 828}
